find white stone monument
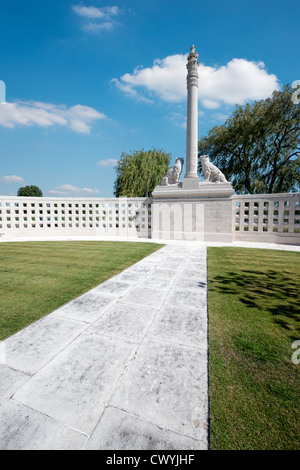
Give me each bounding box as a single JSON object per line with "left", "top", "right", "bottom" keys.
{"left": 152, "top": 45, "right": 234, "bottom": 242}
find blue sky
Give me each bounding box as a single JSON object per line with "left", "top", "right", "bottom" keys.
{"left": 0, "top": 0, "right": 299, "bottom": 197}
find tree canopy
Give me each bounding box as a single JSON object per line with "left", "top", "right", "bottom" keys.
{"left": 198, "top": 84, "right": 300, "bottom": 194}
{"left": 113, "top": 148, "right": 171, "bottom": 197}
{"left": 17, "top": 185, "right": 43, "bottom": 197}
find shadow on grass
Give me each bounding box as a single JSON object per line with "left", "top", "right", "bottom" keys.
{"left": 210, "top": 269, "right": 300, "bottom": 338}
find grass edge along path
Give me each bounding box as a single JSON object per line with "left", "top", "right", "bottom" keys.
{"left": 207, "top": 246, "right": 300, "bottom": 450}
{"left": 0, "top": 241, "right": 163, "bottom": 341}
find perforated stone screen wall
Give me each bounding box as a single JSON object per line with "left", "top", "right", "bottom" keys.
{"left": 0, "top": 193, "right": 299, "bottom": 245}
{"left": 232, "top": 193, "right": 300, "bottom": 244}
{"left": 0, "top": 196, "right": 152, "bottom": 239}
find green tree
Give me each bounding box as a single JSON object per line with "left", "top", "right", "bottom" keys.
{"left": 114, "top": 148, "right": 171, "bottom": 197}
{"left": 198, "top": 84, "right": 300, "bottom": 194}
{"left": 17, "top": 185, "right": 43, "bottom": 197}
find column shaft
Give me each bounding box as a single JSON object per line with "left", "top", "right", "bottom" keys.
{"left": 183, "top": 45, "right": 200, "bottom": 189}
{"left": 186, "top": 84, "right": 198, "bottom": 178}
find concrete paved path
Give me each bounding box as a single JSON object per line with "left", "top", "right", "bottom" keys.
{"left": 0, "top": 244, "right": 208, "bottom": 450}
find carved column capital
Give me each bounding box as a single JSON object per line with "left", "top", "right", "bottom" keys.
{"left": 186, "top": 45, "right": 199, "bottom": 89}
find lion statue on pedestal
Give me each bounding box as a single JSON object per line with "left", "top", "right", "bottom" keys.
{"left": 160, "top": 158, "right": 184, "bottom": 185}
{"left": 200, "top": 155, "right": 227, "bottom": 183}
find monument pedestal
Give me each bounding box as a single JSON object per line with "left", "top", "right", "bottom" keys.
{"left": 151, "top": 182, "right": 234, "bottom": 242}
{"left": 182, "top": 177, "right": 201, "bottom": 190}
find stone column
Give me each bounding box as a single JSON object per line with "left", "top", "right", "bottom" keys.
{"left": 183, "top": 45, "right": 200, "bottom": 190}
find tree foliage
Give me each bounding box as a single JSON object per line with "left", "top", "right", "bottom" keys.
{"left": 113, "top": 148, "right": 171, "bottom": 197}
{"left": 17, "top": 185, "right": 43, "bottom": 197}
{"left": 198, "top": 84, "right": 300, "bottom": 194}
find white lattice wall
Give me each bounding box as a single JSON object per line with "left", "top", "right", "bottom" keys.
{"left": 232, "top": 193, "right": 300, "bottom": 244}
{"left": 1, "top": 192, "right": 300, "bottom": 245}
{"left": 0, "top": 196, "right": 152, "bottom": 239}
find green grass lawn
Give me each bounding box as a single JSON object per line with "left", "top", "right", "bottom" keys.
{"left": 207, "top": 247, "right": 300, "bottom": 450}
{"left": 0, "top": 241, "right": 163, "bottom": 340}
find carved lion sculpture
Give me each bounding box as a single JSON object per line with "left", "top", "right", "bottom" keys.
{"left": 200, "top": 155, "right": 227, "bottom": 183}
{"left": 160, "top": 158, "right": 184, "bottom": 185}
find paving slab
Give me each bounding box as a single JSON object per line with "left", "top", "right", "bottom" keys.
{"left": 147, "top": 305, "right": 207, "bottom": 349}
{"left": 148, "top": 267, "right": 178, "bottom": 280}
{"left": 84, "top": 407, "right": 206, "bottom": 450}
{"left": 163, "top": 289, "right": 207, "bottom": 311}
{"left": 3, "top": 315, "right": 87, "bottom": 375}
{"left": 51, "top": 291, "right": 117, "bottom": 323}
{"left": 88, "top": 302, "right": 156, "bottom": 344}
{"left": 172, "top": 277, "right": 207, "bottom": 291}
{"left": 159, "top": 257, "right": 186, "bottom": 270}
{"left": 109, "top": 337, "right": 208, "bottom": 442}
{"left": 0, "top": 243, "right": 209, "bottom": 450}
{"left": 180, "top": 267, "right": 207, "bottom": 280}
{"left": 13, "top": 333, "right": 135, "bottom": 435}
{"left": 92, "top": 279, "right": 133, "bottom": 296}
{"left": 0, "top": 365, "right": 29, "bottom": 402}
{"left": 139, "top": 276, "right": 173, "bottom": 291}
{"left": 125, "top": 263, "right": 155, "bottom": 275}
{"left": 0, "top": 400, "right": 87, "bottom": 450}
{"left": 121, "top": 286, "right": 167, "bottom": 309}
{"left": 117, "top": 270, "right": 145, "bottom": 283}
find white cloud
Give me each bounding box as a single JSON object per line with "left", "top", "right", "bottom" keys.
{"left": 72, "top": 5, "right": 119, "bottom": 19}
{"left": 82, "top": 21, "right": 116, "bottom": 32}
{"left": 0, "top": 101, "right": 106, "bottom": 133}
{"left": 201, "top": 98, "right": 221, "bottom": 109}
{"left": 113, "top": 54, "right": 280, "bottom": 108}
{"left": 0, "top": 175, "right": 25, "bottom": 183}
{"left": 197, "top": 59, "right": 280, "bottom": 107}
{"left": 168, "top": 112, "right": 186, "bottom": 129}
{"left": 72, "top": 4, "right": 121, "bottom": 33}
{"left": 97, "top": 158, "right": 118, "bottom": 166}
{"left": 49, "top": 184, "right": 99, "bottom": 196}
{"left": 113, "top": 55, "right": 186, "bottom": 103}
{"left": 213, "top": 112, "right": 231, "bottom": 122}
